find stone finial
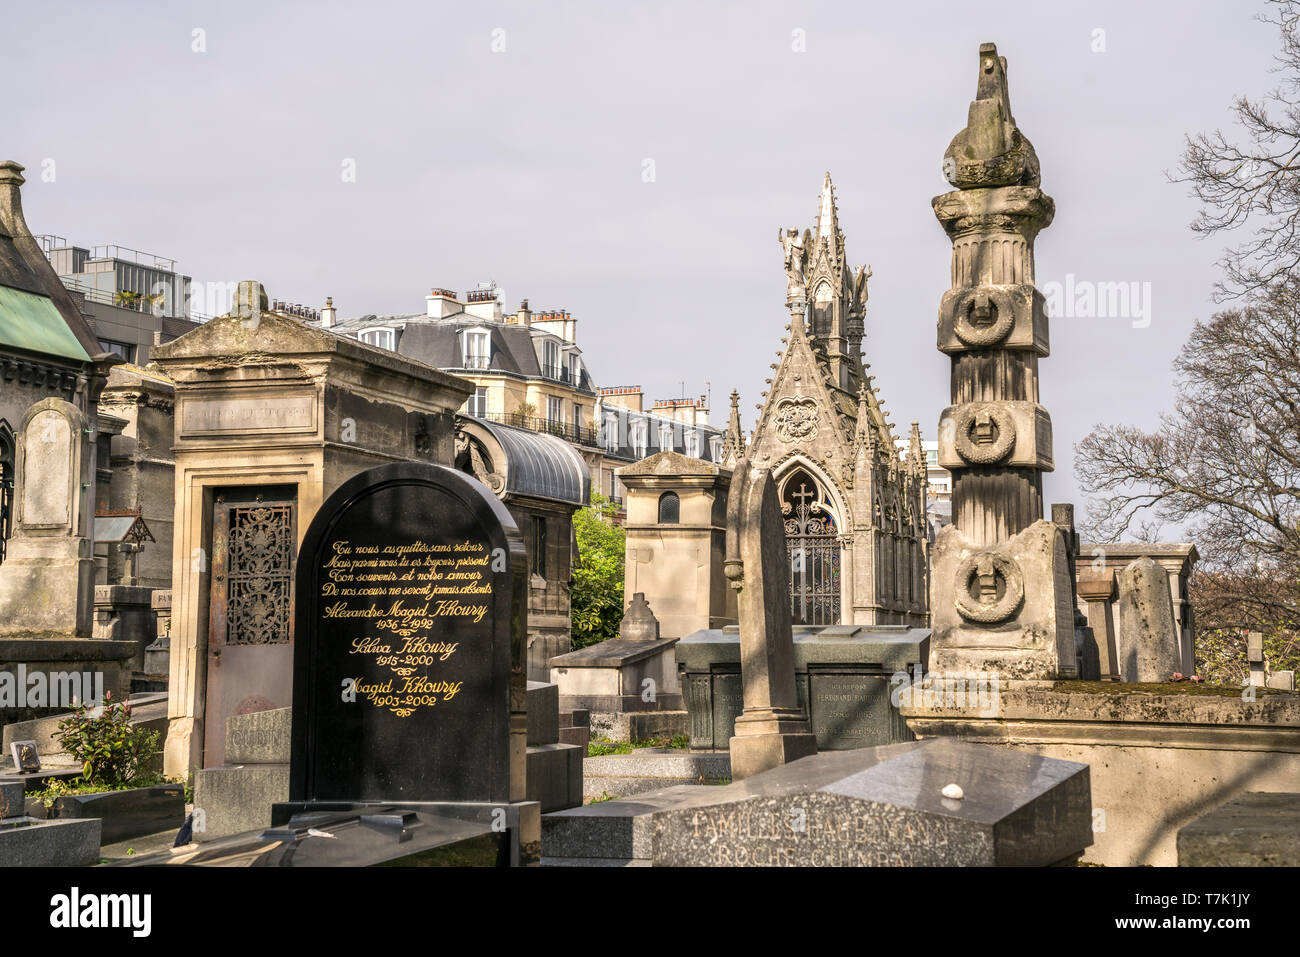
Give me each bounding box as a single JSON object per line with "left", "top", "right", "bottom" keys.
{"left": 233, "top": 281, "right": 269, "bottom": 319}
{"left": 908, "top": 421, "right": 924, "bottom": 473}
{"left": 618, "top": 592, "right": 661, "bottom": 642}
{"left": 0, "top": 160, "right": 25, "bottom": 192}
{"left": 943, "top": 42, "right": 1040, "bottom": 189}
{"left": 815, "top": 171, "right": 840, "bottom": 241}
{"left": 855, "top": 383, "right": 872, "bottom": 444}
{"left": 0, "top": 161, "right": 28, "bottom": 235}
{"left": 721, "top": 388, "right": 746, "bottom": 466}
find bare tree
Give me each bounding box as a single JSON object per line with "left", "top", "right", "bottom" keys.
{"left": 1176, "top": 1, "right": 1300, "bottom": 300}
{"left": 1076, "top": 279, "right": 1300, "bottom": 678}
{"left": 1076, "top": 278, "right": 1300, "bottom": 575}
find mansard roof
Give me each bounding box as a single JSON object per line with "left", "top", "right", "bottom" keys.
{"left": 0, "top": 160, "right": 101, "bottom": 362}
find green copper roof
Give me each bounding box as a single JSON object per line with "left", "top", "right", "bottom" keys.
{"left": 0, "top": 283, "right": 90, "bottom": 362}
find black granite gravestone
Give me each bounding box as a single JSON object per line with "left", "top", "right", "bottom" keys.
{"left": 287, "top": 462, "right": 527, "bottom": 806}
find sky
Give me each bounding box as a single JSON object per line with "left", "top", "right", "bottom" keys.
{"left": 6, "top": 0, "right": 1280, "bottom": 525}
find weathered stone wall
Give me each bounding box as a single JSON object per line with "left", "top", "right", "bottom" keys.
{"left": 99, "top": 366, "right": 176, "bottom": 588}
{"left": 902, "top": 686, "right": 1300, "bottom": 865}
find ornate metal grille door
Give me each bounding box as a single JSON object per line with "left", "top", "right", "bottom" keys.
{"left": 783, "top": 477, "right": 841, "bottom": 626}
{"left": 204, "top": 486, "right": 297, "bottom": 767}
{"left": 221, "top": 502, "right": 295, "bottom": 644}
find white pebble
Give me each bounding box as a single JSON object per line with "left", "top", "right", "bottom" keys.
{"left": 941, "top": 783, "right": 964, "bottom": 800}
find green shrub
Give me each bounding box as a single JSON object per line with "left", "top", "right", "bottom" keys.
{"left": 570, "top": 492, "right": 626, "bottom": 649}
{"left": 54, "top": 692, "right": 160, "bottom": 787}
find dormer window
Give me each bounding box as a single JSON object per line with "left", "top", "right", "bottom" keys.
{"left": 360, "top": 327, "right": 396, "bottom": 350}
{"left": 542, "top": 340, "right": 561, "bottom": 380}
{"left": 462, "top": 329, "right": 490, "bottom": 370}
{"left": 602, "top": 412, "right": 620, "bottom": 452}
{"left": 709, "top": 436, "right": 723, "bottom": 460}
{"left": 685, "top": 429, "right": 700, "bottom": 458}
{"left": 658, "top": 422, "right": 674, "bottom": 451}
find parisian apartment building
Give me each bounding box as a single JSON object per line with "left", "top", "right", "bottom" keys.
{"left": 306, "top": 283, "right": 727, "bottom": 508}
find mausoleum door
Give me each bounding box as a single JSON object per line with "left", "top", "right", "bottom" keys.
{"left": 203, "top": 485, "right": 298, "bottom": 767}
{"left": 0, "top": 424, "right": 12, "bottom": 567}
{"left": 781, "top": 470, "right": 841, "bottom": 626}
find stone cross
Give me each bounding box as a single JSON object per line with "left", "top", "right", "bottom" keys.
{"left": 1247, "top": 631, "right": 1266, "bottom": 688}
{"left": 619, "top": 592, "right": 661, "bottom": 642}
{"left": 723, "top": 460, "right": 816, "bottom": 780}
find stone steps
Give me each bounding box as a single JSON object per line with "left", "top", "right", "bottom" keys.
{"left": 582, "top": 750, "right": 730, "bottom": 801}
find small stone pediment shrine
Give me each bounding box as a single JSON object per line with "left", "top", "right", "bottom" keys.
{"left": 730, "top": 174, "right": 928, "bottom": 628}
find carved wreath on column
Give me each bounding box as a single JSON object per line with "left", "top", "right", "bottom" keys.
{"left": 953, "top": 551, "right": 1024, "bottom": 624}
{"left": 775, "top": 398, "right": 818, "bottom": 443}
{"left": 952, "top": 288, "right": 1015, "bottom": 348}
{"left": 954, "top": 403, "right": 1017, "bottom": 464}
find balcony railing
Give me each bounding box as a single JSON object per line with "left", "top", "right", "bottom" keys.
{"left": 461, "top": 354, "right": 492, "bottom": 370}
{"left": 478, "top": 412, "right": 599, "bottom": 447}
{"left": 541, "top": 363, "right": 566, "bottom": 383}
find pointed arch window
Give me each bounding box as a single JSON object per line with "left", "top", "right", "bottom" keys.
{"left": 779, "top": 468, "right": 837, "bottom": 532}
{"left": 780, "top": 466, "right": 840, "bottom": 625}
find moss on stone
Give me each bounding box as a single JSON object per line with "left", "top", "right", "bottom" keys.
{"left": 1052, "top": 680, "right": 1288, "bottom": 697}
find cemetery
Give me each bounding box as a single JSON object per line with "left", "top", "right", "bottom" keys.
{"left": 0, "top": 8, "right": 1297, "bottom": 898}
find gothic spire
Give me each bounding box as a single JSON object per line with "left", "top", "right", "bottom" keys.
{"left": 721, "top": 388, "right": 746, "bottom": 467}
{"left": 815, "top": 171, "right": 839, "bottom": 242}
{"left": 908, "top": 421, "right": 925, "bottom": 477}
{"left": 855, "top": 382, "right": 872, "bottom": 445}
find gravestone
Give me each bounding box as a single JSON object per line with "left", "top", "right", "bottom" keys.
{"left": 724, "top": 463, "right": 817, "bottom": 779}
{"left": 271, "top": 461, "right": 539, "bottom": 864}
{"left": 651, "top": 738, "right": 1093, "bottom": 866}
{"left": 1115, "top": 557, "right": 1180, "bottom": 682}
{"left": 0, "top": 398, "right": 96, "bottom": 638}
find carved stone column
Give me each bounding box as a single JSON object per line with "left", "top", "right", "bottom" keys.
{"left": 928, "top": 43, "right": 1077, "bottom": 680}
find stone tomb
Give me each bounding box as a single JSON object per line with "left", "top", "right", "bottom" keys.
{"left": 677, "top": 625, "right": 928, "bottom": 751}
{"left": 151, "top": 282, "right": 473, "bottom": 776}
{"left": 548, "top": 593, "right": 682, "bottom": 713}
{"left": 0, "top": 778, "right": 101, "bottom": 867}
{"left": 649, "top": 738, "right": 1092, "bottom": 866}
{"left": 270, "top": 462, "right": 540, "bottom": 864}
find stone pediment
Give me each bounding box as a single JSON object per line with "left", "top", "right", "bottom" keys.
{"left": 152, "top": 297, "right": 471, "bottom": 397}
{"left": 619, "top": 449, "right": 725, "bottom": 477}
{"left": 751, "top": 319, "right": 854, "bottom": 464}
{"left": 152, "top": 308, "right": 360, "bottom": 361}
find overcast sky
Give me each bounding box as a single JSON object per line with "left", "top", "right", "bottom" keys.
{"left": 7, "top": 0, "right": 1279, "bottom": 526}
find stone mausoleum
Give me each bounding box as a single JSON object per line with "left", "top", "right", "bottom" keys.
{"left": 733, "top": 174, "right": 929, "bottom": 629}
